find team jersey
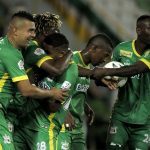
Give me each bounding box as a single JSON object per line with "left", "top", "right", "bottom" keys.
{"left": 69, "top": 51, "right": 90, "bottom": 132}
{"left": 112, "top": 40, "right": 150, "bottom": 124}
{"left": 0, "top": 36, "right": 28, "bottom": 109}
{"left": 19, "top": 62, "right": 78, "bottom": 131}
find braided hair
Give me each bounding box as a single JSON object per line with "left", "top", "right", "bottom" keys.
{"left": 33, "top": 12, "right": 62, "bottom": 36}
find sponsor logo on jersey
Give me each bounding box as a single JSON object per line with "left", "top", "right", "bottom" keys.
{"left": 34, "top": 48, "right": 45, "bottom": 56}
{"left": 61, "top": 81, "right": 71, "bottom": 90}
{"left": 120, "top": 50, "right": 132, "bottom": 58}
{"left": 61, "top": 141, "right": 69, "bottom": 150}
{"left": 76, "top": 84, "right": 89, "bottom": 92}
{"left": 18, "top": 60, "right": 24, "bottom": 70}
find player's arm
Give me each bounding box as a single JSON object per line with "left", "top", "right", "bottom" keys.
{"left": 16, "top": 80, "right": 67, "bottom": 102}
{"left": 1, "top": 51, "right": 67, "bottom": 102}
{"left": 93, "top": 60, "right": 149, "bottom": 80}
{"left": 39, "top": 50, "right": 73, "bottom": 77}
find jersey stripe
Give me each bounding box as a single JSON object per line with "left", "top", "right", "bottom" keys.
{"left": 36, "top": 56, "right": 53, "bottom": 68}
{"left": 132, "top": 40, "right": 141, "bottom": 57}
{"left": 77, "top": 51, "right": 88, "bottom": 67}
{"left": 0, "top": 73, "right": 9, "bottom": 92}
{"left": 48, "top": 113, "right": 55, "bottom": 150}
{"left": 12, "top": 75, "right": 28, "bottom": 82}
{"left": 140, "top": 58, "right": 150, "bottom": 69}
{"left": 60, "top": 124, "right": 65, "bottom": 132}
{"left": 0, "top": 144, "right": 2, "bottom": 150}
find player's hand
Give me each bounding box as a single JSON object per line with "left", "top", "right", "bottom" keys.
{"left": 64, "top": 111, "right": 75, "bottom": 131}
{"left": 49, "top": 88, "right": 68, "bottom": 103}
{"left": 101, "top": 78, "right": 118, "bottom": 90}
{"left": 85, "top": 103, "right": 95, "bottom": 126}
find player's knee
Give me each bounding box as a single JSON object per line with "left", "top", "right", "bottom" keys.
{"left": 106, "top": 142, "right": 123, "bottom": 150}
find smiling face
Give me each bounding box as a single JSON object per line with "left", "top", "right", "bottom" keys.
{"left": 14, "top": 19, "right": 35, "bottom": 48}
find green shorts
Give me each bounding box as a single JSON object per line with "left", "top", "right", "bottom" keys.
{"left": 14, "top": 125, "right": 60, "bottom": 150}
{"left": 106, "top": 119, "right": 150, "bottom": 150}
{"left": 0, "top": 110, "right": 15, "bottom": 150}
{"left": 57, "top": 127, "right": 86, "bottom": 150}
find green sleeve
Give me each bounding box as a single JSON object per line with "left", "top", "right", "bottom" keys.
{"left": 25, "top": 46, "right": 52, "bottom": 68}
{"left": 139, "top": 50, "right": 150, "bottom": 69}
{"left": 1, "top": 50, "right": 28, "bottom": 82}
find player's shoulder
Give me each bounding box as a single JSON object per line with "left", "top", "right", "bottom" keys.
{"left": 0, "top": 37, "right": 13, "bottom": 56}
{"left": 114, "top": 40, "right": 132, "bottom": 52}
{"left": 116, "top": 41, "right": 132, "bottom": 48}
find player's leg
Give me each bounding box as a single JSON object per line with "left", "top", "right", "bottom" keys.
{"left": 128, "top": 124, "right": 150, "bottom": 150}
{"left": 106, "top": 119, "right": 128, "bottom": 150}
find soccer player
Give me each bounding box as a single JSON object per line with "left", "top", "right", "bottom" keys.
{"left": 7, "top": 12, "right": 72, "bottom": 126}
{"left": 93, "top": 15, "right": 150, "bottom": 150}
{"left": 0, "top": 11, "right": 67, "bottom": 149}
{"left": 14, "top": 33, "right": 78, "bottom": 150}
{"left": 57, "top": 33, "right": 113, "bottom": 150}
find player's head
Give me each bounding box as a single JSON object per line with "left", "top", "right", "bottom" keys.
{"left": 43, "top": 33, "right": 69, "bottom": 59}
{"left": 8, "top": 11, "right": 35, "bottom": 48}
{"left": 34, "top": 12, "right": 62, "bottom": 37}
{"left": 85, "top": 33, "right": 113, "bottom": 66}
{"left": 136, "top": 15, "right": 150, "bottom": 45}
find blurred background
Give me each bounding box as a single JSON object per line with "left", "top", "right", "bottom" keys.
{"left": 0, "top": 0, "right": 149, "bottom": 149}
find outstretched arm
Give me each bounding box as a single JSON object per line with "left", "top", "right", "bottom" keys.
{"left": 41, "top": 50, "right": 73, "bottom": 77}
{"left": 93, "top": 61, "right": 149, "bottom": 80}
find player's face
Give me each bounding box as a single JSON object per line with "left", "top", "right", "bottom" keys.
{"left": 91, "top": 46, "right": 112, "bottom": 66}
{"left": 44, "top": 43, "right": 68, "bottom": 59}
{"left": 15, "top": 20, "right": 35, "bottom": 48}
{"left": 137, "top": 19, "right": 150, "bottom": 44}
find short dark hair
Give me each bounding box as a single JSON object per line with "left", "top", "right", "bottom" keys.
{"left": 44, "top": 33, "right": 69, "bottom": 47}
{"left": 137, "top": 15, "right": 150, "bottom": 26}
{"left": 86, "top": 33, "right": 113, "bottom": 48}
{"left": 11, "top": 11, "right": 34, "bottom": 22}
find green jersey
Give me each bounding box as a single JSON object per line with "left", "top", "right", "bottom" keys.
{"left": 69, "top": 51, "right": 90, "bottom": 131}
{"left": 112, "top": 40, "right": 150, "bottom": 124}
{"left": 20, "top": 62, "right": 78, "bottom": 131}
{"left": 0, "top": 36, "right": 28, "bottom": 109}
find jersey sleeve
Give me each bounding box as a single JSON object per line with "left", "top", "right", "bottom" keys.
{"left": 25, "top": 46, "right": 53, "bottom": 68}
{"left": 112, "top": 44, "right": 121, "bottom": 61}
{"left": 1, "top": 51, "right": 28, "bottom": 82}
{"left": 139, "top": 50, "right": 150, "bottom": 69}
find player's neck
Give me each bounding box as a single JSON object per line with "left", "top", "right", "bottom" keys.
{"left": 135, "top": 39, "right": 148, "bottom": 55}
